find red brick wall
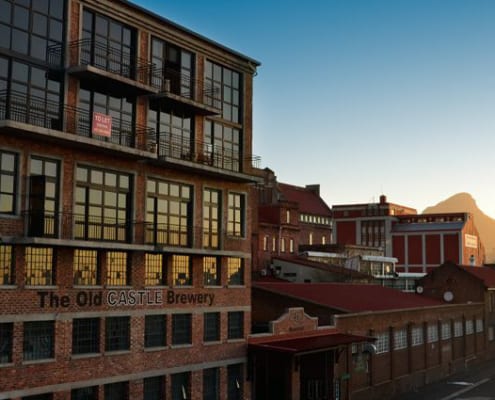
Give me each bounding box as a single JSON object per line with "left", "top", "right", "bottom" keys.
{"left": 336, "top": 221, "right": 357, "bottom": 245}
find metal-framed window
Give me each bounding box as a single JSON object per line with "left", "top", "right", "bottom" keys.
{"left": 145, "top": 253, "right": 167, "bottom": 286}
{"left": 228, "top": 311, "right": 244, "bottom": 340}
{"left": 476, "top": 319, "right": 484, "bottom": 333}
{"left": 411, "top": 326, "right": 423, "bottom": 346}
{"left": 204, "top": 120, "right": 241, "bottom": 172}
{"left": 22, "top": 394, "right": 54, "bottom": 400}
{"left": 465, "top": 319, "right": 474, "bottom": 335}
{"left": 171, "top": 372, "right": 190, "bottom": 400}
{"left": 105, "top": 316, "right": 130, "bottom": 352}
{"left": 106, "top": 251, "right": 129, "bottom": 286}
{"left": 23, "top": 320, "right": 54, "bottom": 361}
{"left": 172, "top": 314, "right": 192, "bottom": 345}
{"left": 393, "top": 328, "right": 407, "bottom": 350}
{"left": 104, "top": 381, "right": 129, "bottom": 400}
{"left": 0, "top": 322, "right": 13, "bottom": 363}
{"left": 454, "top": 320, "right": 463, "bottom": 337}
{"left": 203, "top": 188, "right": 220, "bottom": 249}
{"left": 0, "top": 245, "right": 14, "bottom": 285}
{"left": 143, "top": 376, "right": 165, "bottom": 400}
{"left": 0, "top": 150, "right": 18, "bottom": 214}
{"left": 73, "top": 249, "right": 99, "bottom": 286}
{"left": 227, "top": 257, "right": 244, "bottom": 286}
{"left": 71, "top": 386, "right": 98, "bottom": 400}
{"left": 25, "top": 246, "right": 54, "bottom": 286}
{"left": 145, "top": 314, "right": 166, "bottom": 348}
{"left": 203, "top": 368, "right": 220, "bottom": 400}
{"left": 228, "top": 364, "right": 243, "bottom": 400}
{"left": 203, "top": 256, "right": 220, "bottom": 286}
{"left": 375, "top": 332, "right": 389, "bottom": 354}
{"left": 227, "top": 193, "right": 244, "bottom": 237}
{"left": 427, "top": 323, "right": 439, "bottom": 343}
{"left": 441, "top": 321, "right": 451, "bottom": 340}
{"left": 172, "top": 255, "right": 191, "bottom": 286}
{"left": 204, "top": 312, "right": 220, "bottom": 342}
{"left": 72, "top": 318, "right": 99, "bottom": 355}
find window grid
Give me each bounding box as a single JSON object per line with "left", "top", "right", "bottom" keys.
{"left": 171, "top": 372, "right": 190, "bottom": 400}
{"left": 0, "top": 245, "right": 14, "bottom": 285}
{"left": 204, "top": 312, "right": 220, "bottom": 342}
{"left": 203, "top": 188, "right": 220, "bottom": 249}
{"left": 454, "top": 320, "right": 463, "bottom": 337}
{"left": 203, "top": 256, "right": 220, "bottom": 286}
{"left": 204, "top": 120, "right": 241, "bottom": 172}
{"left": 427, "top": 324, "right": 439, "bottom": 343}
{"left": 72, "top": 318, "right": 99, "bottom": 355}
{"left": 145, "top": 315, "right": 166, "bottom": 348}
{"left": 105, "top": 317, "right": 130, "bottom": 352}
{"left": 203, "top": 368, "right": 220, "bottom": 400}
{"left": 143, "top": 376, "right": 165, "bottom": 400}
{"left": 227, "top": 193, "right": 244, "bottom": 237}
{"left": 228, "top": 364, "right": 243, "bottom": 400}
{"left": 227, "top": 257, "right": 244, "bottom": 285}
{"left": 172, "top": 314, "right": 192, "bottom": 345}
{"left": 145, "top": 253, "right": 167, "bottom": 286}
{"left": 104, "top": 381, "right": 129, "bottom": 400}
{"left": 476, "top": 319, "right": 484, "bottom": 333}
{"left": 23, "top": 321, "right": 54, "bottom": 361}
{"left": 172, "top": 255, "right": 191, "bottom": 286}
{"left": 441, "top": 322, "right": 451, "bottom": 340}
{"left": 73, "top": 249, "right": 99, "bottom": 286}
{"left": 228, "top": 311, "right": 244, "bottom": 340}
{"left": 0, "top": 150, "right": 18, "bottom": 214}
{"left": 411, "top": 326, "right": 423, "bottom": 347}
{"left": 71, "top": 386, "right": 98, "bottom": 400}
{"left": 393, "top": 328, "right": 407, "bottom": 350}
{"left": 106, "top": 251, "right": 129, "bottom": 286}
{"left": 375, "top": 332, "right": 390, "bottom": 354}
{"left": 0, "top": 322, "right": 13, "bottom": 363}
{"left": 465, "top": 319, "right": 474, "bottom": 335}
{"left": 25, "top": 246, "right": 54, "bottom": 286}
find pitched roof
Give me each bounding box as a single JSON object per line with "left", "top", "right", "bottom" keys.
{"left": 278, "top": 183, "right": 331, "bottom": 216}
{"left": 459, "top": 265, "right": 495, "bottom": 288}
{"left": 253, "top": 282, "right": 443, "bottom": 313}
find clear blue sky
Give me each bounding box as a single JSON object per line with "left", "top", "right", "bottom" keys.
{"left": 133, "top": 0, "right": 495, "bottom": 218}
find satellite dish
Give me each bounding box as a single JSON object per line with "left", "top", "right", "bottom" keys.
{"left": 443, "top": 291, "right": 454, "bottom": 302}
{"left": 416, "top": 286, "right": 424, "bottom": 294}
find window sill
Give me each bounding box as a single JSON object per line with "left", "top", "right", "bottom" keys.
{"left": 73, "top": 285, "right": 103, "bottom": 289}
{"left": 25, "top": 285, "right": 57, "bottom": 290}
{"left": 226, "top": 338, "right": 245, "bottom": 343}
{"left": 105, "top": 285, "right": 132, "bottom": 289}
{"left": 0, "top": 285, "right": 17, "bottom": 290}
{"left": 144, "top": 346, "right": 168, "bottom": 352}
{"left": 226, "top": 285, "right": 246, "bottom": 288}
{"left": 0, "top": 362, "right": 14, "bottom": 368}
{"left": 71, "top": 353, "right": 102, "bottom": 360}
{"left": 22, "top": 358, "right": 55, "bottom": 365}
{"left": 104, "top": 350, "right": 131, "bottom": 356}
{"left": 170, "top": 343, "right": 192, "bottom": 349}
{"left": 144, "top": 285, "right": 169, "bottom": 289}
{"left": 204, "top": 340, "right": 221, "bottom": 346}
{"left": 204, "top": 285, "right": 222, "bottom": 289}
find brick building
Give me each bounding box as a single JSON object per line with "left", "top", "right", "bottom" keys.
{"left": 254, "top": 169, "right": 332, "bottom": 274}
{"left": 0, "top": 0, "right": 260, "bottom": 398}
{"left": 332, "top": 196, "right": 485, "bottom": 277}
{"left": 251, "top": 281, "right": 487, "bottom": 400}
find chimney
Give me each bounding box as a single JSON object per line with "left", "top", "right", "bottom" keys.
{"left": 379, "top": 194, "right": 387, "bottom": 204}
{"left": 305, "top": 184, "right": 320, "bottom": 196}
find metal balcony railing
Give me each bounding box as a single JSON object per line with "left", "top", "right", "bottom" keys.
{"left": 49, "top": 39, "right": 154, "bottom": 84}
{"left": 150, "top": 66, "right": 220, "bottom": 109}
{"left": 0, "top": 90, "right": 155, "bottom": 151}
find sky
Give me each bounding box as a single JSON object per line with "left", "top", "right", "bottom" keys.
{"left": 133, "top": 0, "right": 495, "bottom": 218}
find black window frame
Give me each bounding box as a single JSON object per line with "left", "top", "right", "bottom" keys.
{"left": 227, "top": 257, "right": 244, "bottom": 286}
{"left": 227, "top": 364, "right": 244, "bottom": 400}
{"left": 71, "top": 386, "right": 98, "bottom": 400}
{"left": 104, "top": 381, "right": 129, "bottom": 400}
{"left": 143, "top": 376, "right": 165, "bottom": 400}
{"left": 172, "top": 313, "right": 192, "bottom": 345}
{"left": 0, "top": 244, "right": 15, "bottom": 285}
{"left": 0, "top": 150, "right": 18, "bottom": 215}
{"left": 228, "top": 311, "right": 244, "bottom": 340}
{"left": 23, "top": 320, "right": 55, "bottom": 361}
{"left": 227, "top": 192, "right": 245, "bottom": 238}
{"left": 203, "top": 312, "right": 220, "bottom": 343}
{"left": 105, "top": 316, "right": 130, "bottom": 352}
{"left": 145, "top": 314, "right": 167, "bottom": 348}
{"left": 145, "top": 253, "right": 167, "bottom": 286}
{"left": 72, "top": 317, "right": 100, "bottom": 355}
{"left": 0, "top": 322, "right": 13, "bottom": 364}
{"left": 171, "top": 372, "right": 190, "bottom": 400}
{"left": 203, "top": 367, "right": 220, "bottom": 400}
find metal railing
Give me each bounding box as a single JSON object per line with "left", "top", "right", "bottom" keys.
{"left": 0, "top": 90, "right": 155, "bottom": 151}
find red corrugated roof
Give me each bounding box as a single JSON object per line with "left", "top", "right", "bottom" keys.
{"left": 278, "top": 183, "right": 331, "bottom": 216}
{"left": 460, "top": 265, "right": 495, "bottom": 288}
{"left": 249, "top": 332, "right": 371, "bottom": 354}
{"left": 254, "top": 282, "right": 443, "bottom": 312}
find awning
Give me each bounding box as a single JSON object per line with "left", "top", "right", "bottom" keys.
{"left": 249, "top": 333, "right": 373, "bottom": 355}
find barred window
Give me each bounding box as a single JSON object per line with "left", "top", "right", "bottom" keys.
{"left": 228, "top": 364, "right": 243, "bottom": 400}
{"left": 145, "top": 315, "right": 166, "bottom": 348}
{"left": 203, "top": 256, "right": 220, "bottom": 286}
{"left": 172, "top": 314, "right": 192, "bottom": 345}
{"left": 465, "top": 319, "right": 474, "bottom": 335}
{"left": 72, "top": 318, "right": 99, "bottom": 355}
{"left": 73, "top": 249, "right": 99, "bottom": 286}
{"left": 227, "top": 257, "right": 244, "bottom": 286}
{"left": 172, "top": 255, "right": 191, "bottom": 286}
{"left": 393, "top": 328, "right": 407, "bottom": 350}
{"left": 476, "top": 319, "right": 484, "bottom": 333}
{"left": 105, "top": 316, "right": 130, "bottom": 352}
{"left": 204, "top": 312, "right": 220, "bottom": 342}
{"left": 145, "top": 253, "right": 167, "bottom": 286}
{"left": 375, "top": 332, "right": 390, "bottom": 354}
{"left": 106, "top": 251, "right": 129, "bottom": 286}
{"left": 441, "top": 321, "right": 451, "bottom": 340}
{"left": 23, "top": 321, "right": 54, "bottom": 361}
{"left": 0, "top": 245, "right": 14, "bottom": 285}
{"left": 227, "top": 193, "right": 244, "bottom": 237}
{"left": 25, "top": 246, "right": 54, "bottom": 286}
{"left": 0, "top": 322, "right": 13, "bottom": 363}
{"left": 104, "top": 381, "right": 129, "bottom": 400}
{"left": 71, "top": 386, "right": 98, "bottom": 400}
{"left": 143, "top": 376, "right": 165, "bottom": 400}
{"left": 454, "top": 320, "right": 463, "bottom": 337}
{"left": 228, "top": 311, "right": 244, "bottom": 340}
{"left": 427, "top": 323, "right": 438, "bottom": 343}
{"left": 172, "top": 372, "right": 190, "bottom": 400}
{"left": 411, "top": 326, "right": 423, "bottom": 347}
{"left": 0, "top": 150, "right": 18, "bottom": 214}
{"left": 203, "top": 368, "right": 220, "bottom": 400}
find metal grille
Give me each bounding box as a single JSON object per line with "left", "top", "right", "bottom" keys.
{"left": 25, "top": 247, "right": 54, "bottom": 286}
{"left": 172, "top": 255, "right": 191, "bottom": 286}
{"left": 73, "top": 249, "right": 99, "bottom": 286}
{"left": 203, "top": 257, "right": 219, "bottom": 286}
{"left": 106, "top": 251, "right": 129, "bottom": 286}
{"left": 145, "top": 253, "right": 166, "bottom": 286}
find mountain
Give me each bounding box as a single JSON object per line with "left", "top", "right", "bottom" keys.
{"left": 423, "top": 192, "right": 495, "bottom": 264}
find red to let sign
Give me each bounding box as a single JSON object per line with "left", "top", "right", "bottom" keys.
{"left": 92, "top": 112, "right": 112, "bottom": 137}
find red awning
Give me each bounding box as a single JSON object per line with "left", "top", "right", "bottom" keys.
{"left": 249, "top": 333, "right": 373, "bottom": 355}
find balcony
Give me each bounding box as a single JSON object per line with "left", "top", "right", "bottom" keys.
{"left": 149, "top": 66, "right": 220, "bottom": 116}
{"left": 0, "top": 90, "right": 155, "bottom": 153}
{"left": 48, "top": 39, "right": 156, "bottom": 96}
